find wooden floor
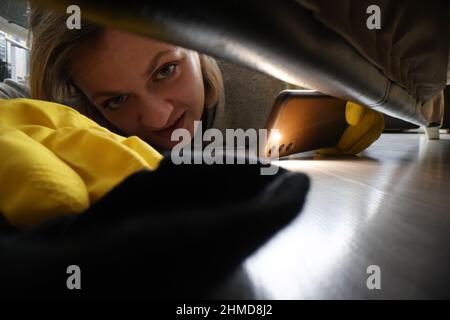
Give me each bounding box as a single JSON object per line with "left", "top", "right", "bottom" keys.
{"left": 214, "top": 133, "right": 450, "bottom": 299}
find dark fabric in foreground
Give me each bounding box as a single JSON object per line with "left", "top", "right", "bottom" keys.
{"left": 0, "top": 153, "right": 309, "bottom": 299}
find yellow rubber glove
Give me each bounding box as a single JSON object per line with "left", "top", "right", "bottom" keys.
{"left": 317, "top": 101, "right": 385, "bottom": 155}
{"left": 0, "top": 99, "right": 163, "bottom": 229}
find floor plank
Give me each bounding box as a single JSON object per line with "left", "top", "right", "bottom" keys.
{"left": 215, "top": 133, "right": 450, "bottom": 299}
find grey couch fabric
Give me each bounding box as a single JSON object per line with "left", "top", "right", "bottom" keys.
{"left": 0, "top": 79, "right": 29, "bottom": 99}
{"left": 300, "top": 0, "right": 448, "bottom": 104}
{"left": 209, "top": 59, "right": 288, "bottom": 132}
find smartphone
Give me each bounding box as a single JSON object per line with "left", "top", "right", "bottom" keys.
{"left": 264, "top": 90, "right": 348, "bottom": 157}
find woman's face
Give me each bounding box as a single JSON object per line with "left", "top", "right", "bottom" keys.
{"left": 71, "top": 29, "right": 205, "bottom": 149}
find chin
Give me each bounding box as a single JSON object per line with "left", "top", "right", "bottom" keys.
{"left": 144, "top": 132, "right": 191, "bottom": 151}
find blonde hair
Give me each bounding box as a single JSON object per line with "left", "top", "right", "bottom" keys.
{"left": 28, "top": 5, "right": 224, "bottom": 119}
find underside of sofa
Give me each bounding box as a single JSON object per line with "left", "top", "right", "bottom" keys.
{"left": 34, "top": 0, "right": 450, "bottom": 126}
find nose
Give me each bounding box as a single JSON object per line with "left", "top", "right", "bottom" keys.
{"left": 137, "top": 95, "right": 175, "bottom": 130}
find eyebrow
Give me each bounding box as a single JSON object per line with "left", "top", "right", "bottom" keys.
{"left": 91, "top": 49, "right": 174, "bottom": 101}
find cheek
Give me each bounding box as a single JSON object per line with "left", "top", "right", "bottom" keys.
{"left": 99, "top": 109, "right": 138, "bottom": 135}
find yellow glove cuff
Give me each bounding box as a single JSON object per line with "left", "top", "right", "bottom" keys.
{"left": 317, "top": 101, "right": 385, "bottom": 156}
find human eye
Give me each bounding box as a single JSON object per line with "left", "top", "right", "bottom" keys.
{"left": 102, "top": 94, "right": 129, "bottom": 111}
{"left": 154, "top": 63, "right": 177, "bottom": 81}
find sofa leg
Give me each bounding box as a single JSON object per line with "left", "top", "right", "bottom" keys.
{"left": 424, "top": 126, "right": 440, "bottom": 140}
